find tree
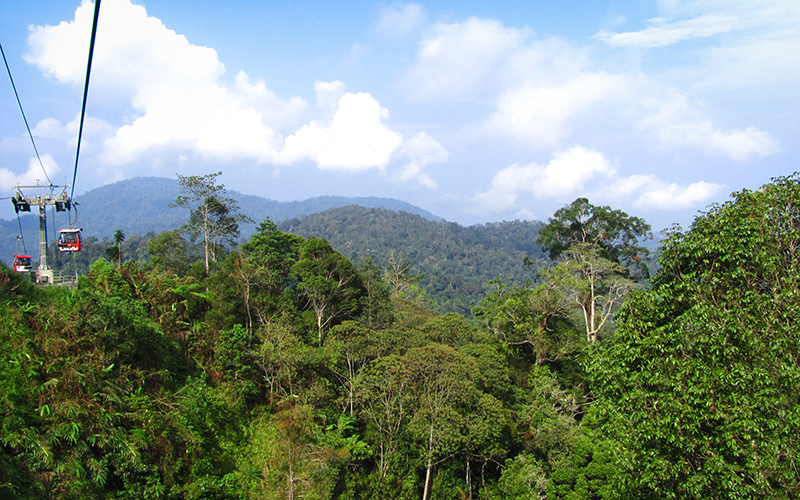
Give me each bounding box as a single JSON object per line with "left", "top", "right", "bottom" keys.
{"left": 591, "top": 174, "right": 800, "bottom": 498}
{"left": 536, "top": 199, "right": 650, "bottom": 341}
{"left": 403, "top": 344, "right": 480, "bottom": 500}
{"left": 384, "top": 251, "right": 423, "bottom": 298}
{"left": 537, "top": 197, "right": 651, "bottom": 277}
{"left": 476, "top": 279, "right": 580, "bottom": 364}
{"left": 292, "top": 237, "right": 365, "bottom": 345}
{"left": 105, "top": 229, "right": 125, "bottom": 267}
{"left": 147, "top": 230, "right": 192, "bottom": 275}
{"left": 547, "top": 243, "right": 637, "bottom": 342}
{"left": 241, "top": 220, "right": 304, "bottom": 326}
{"left": 171, "top": 172, "right": 252, "bottom": 273}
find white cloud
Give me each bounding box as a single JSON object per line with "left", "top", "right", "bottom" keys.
{"left": 0, "top": 154, "right": 61, "bottom": 195}
{"left": 403, "top": 17, "right": 529, "bottom": 100}
{"left": 635, "top": 90, "right": 778, "bottom": 160}
{"left": 25, "top": 0, "right": 294, "bottom": 169}
{"left": 23, "top": 0, "right": 431, "bottom": 182}
{"left": 474, "top": 146, "right": 616, "bottom": 213}
{"left": 277, "top": 91, "right": 403, "bottom": 171}
{"left": 393, "top": 132, "right": 448, "bottom": 188}
{"left": 595, "top": 1, "right": 800, "bottom": 96}
{"left": 473, "top": 146, "right": 725, "bottom": 215}
{"left": 374, "top": 4, "right": 426, "bottom": 39}
{"left": 595, "top": 13, "right": 742, "bottom": 47}
{"left": 607, "top": 174, "right": 725, "bottom": 210}
{"left": 486, "top": 72, "right": 629, "bottom": 148}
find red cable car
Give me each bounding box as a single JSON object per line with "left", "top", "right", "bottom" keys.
{"left": 57, "top": 228, "right": 83, "bottom": 252}
{"left": 13, "top": 255, "right": 33, "bottom": 273}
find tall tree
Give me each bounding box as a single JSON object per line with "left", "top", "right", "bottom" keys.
{"left": 105, "top": 229, "right": 125, "bottom": 267}
{"left": 591, "top": 174, "right": 800, "bottom": 498}
{"left": 292, "top": 237, "right": 365, "bottom": 345}
{"left": 171, "top": 172, "right": 251, "bottom": 272}
{"left": 536, "top": 199, "right": 650, "bottom": 341}
{"left": 547, "top": 243, "right": 637, "bottom": 342}
{"left": 537, "top": 197, "right": 651, "bottom": 276}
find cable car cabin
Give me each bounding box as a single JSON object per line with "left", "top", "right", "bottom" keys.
{"left": 13, "top": 255, "right": 33, "bottom": 273}
{"left": 57, "top": 228, "right": 83, "bottom": 252}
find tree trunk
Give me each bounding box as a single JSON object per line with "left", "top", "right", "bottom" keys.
{"left": 422, "top": 423, "right": 434, "bottom": 500}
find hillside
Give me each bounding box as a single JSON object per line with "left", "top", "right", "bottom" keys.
{"left": 279, "top": 205, "right": 546, "bottom": 315}
{"left": 0, "top": 176, "right": 440, "bottom": 263}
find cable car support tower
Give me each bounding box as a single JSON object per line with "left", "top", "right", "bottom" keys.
{"left": 11, "top": 183, "right": 76, "bottom": 283}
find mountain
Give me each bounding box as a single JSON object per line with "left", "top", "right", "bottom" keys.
{"left": 278, "top": 205, "right": 546, "bottom": 316}
{"left": 0, "top": 176, "right": 440, "bottom": 263}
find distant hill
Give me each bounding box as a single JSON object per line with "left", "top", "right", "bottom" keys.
{"left": 0, "top": 176, "right": 441, "bottom": 262}
{"left": 278, "top": 205, "right": 546, "bottom": 316}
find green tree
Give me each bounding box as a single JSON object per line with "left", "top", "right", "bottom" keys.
{"left": 240, "top": 220, "right": 303, "bottom": 327}
{"left": 537, "top": 197, "right": 651, "bottom": 276}
{"left": 292, "top": 237, "right": 365, "bottom": 345}
{"left": 357, "top": 258, "right": 395, "bottom": 330}
{"left": 475, "top": 279, "right": 580, "bottom": 363}
{"left": 547, "top": 243, "right": 637, "bottom": 342}
{"left": 536, "top": 199, "right": 650, "bottom": 342}
{"left": 147, "top": 230, "right": 193, "bottom": 275}
{"left": 591, "top": 174, "right": 800, "bottom": 498}
{"left": 171, "top": 172, "right": 252, "bottom": 273}
{"left": 105, "top": 229, "right": 126, "bottom": 267}
{"left": 403, "top": 344, "right": 478, "bottom": 500}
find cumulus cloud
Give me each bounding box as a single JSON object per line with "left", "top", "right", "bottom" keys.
{"left": 374, "top": 3, "right": 426, "bottom": 39}
{"left": 486, "top": 72, "right": 629, "bottom": 148}
{"left": 635, "top": 90, "right": 778, "bottom": 160}
{"left": 277, "top": 91, "right": 403, "bottom": 171}
{"left": 22, "top": 0, "right": 437, "bottom": 184}
{"left": 474, "top": 146, "right": 616, "bottom": 212}
{"left": 403, "top": 17, "right": 529, "bottom": 100}
{"left": 473, "top": 146, "right": 724, "bottom": 215}
{"left": 25, "top": 0, "right": 293, "bottom": 169}
{"left": 0, "top": 155, "right": 61, "bottom": 195}
{"left": 607, "top": 174, "right": 726, "bottom": 210}
{"left": 392, "top": 132, "right": 448, "bottom": 188}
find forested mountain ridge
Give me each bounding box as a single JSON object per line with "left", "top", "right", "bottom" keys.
{"left": 278, "top": 205, "right": 547, "bottom": 315}
{"left": 0, "top": 176, "right": 441, "bottom": 261}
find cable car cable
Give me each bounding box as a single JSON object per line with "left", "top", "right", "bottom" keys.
{"left": 1, "top": 41, "right": 52, "bottom": 186}
{"left": 69, "top": 0, "right": 102, "bottom": 202}
{"left": 16, "top": 212, "right": 27, "bottom": 255}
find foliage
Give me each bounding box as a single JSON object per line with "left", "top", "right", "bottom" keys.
{"left": 536, "top": 197, "right": 651, "bottom": 275}
{"left": 171, "top": 172, "right": 252, "bottom": 273}
{"left": 8, "top": 175, "right": 800, "bottom": 500}
{"left": 591, "top": 174, "right": 800, "bottom": 498}
{"left": 280, "top": 205, "right": 547, "bottom": 316}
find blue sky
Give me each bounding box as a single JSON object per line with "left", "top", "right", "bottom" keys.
{"left": 1, "top": 0, "right": 798, "bottom": 232}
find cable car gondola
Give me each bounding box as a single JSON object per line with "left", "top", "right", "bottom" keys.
{"left": 57, "top": 228, "right": 83, "bottom": 252}
{"left": 13, "top": 255, "right": 33, "bottom": 273}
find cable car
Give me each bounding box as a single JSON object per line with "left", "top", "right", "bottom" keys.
{"left": 13, "top": 255, "right": 33, "bottom": 273}
{"left": 57, "top": 228, "right": 83, "bottom": 252}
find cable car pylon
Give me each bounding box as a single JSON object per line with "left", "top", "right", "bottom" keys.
{"left": 11, "top": 182, "right": 78, "bottom": 283}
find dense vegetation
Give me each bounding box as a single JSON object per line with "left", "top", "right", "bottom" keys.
{"left": 1, "top": 174, "right": 799, "bottom": 499}
{"left": 8, "top": 205, "right": 546, "bottom": 318}
{"left": 279, "top": 206, "right": 546, "bottom": 316}
{"left": 0, "top": 176, "right": 441, "bottom": 263}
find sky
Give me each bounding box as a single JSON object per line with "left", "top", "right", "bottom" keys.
{"left": 1, "top": 0, "right": 798, "bottom": 232}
